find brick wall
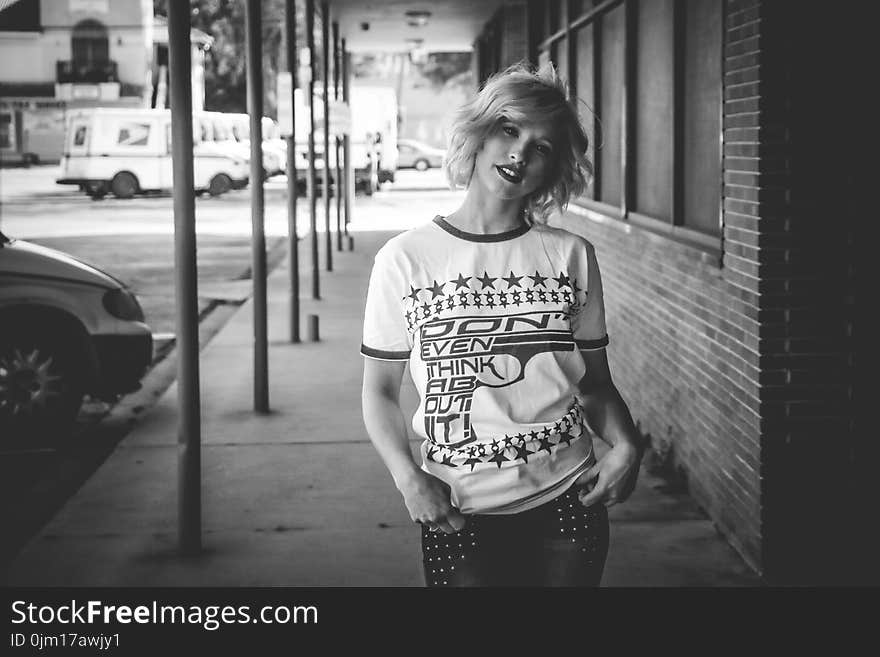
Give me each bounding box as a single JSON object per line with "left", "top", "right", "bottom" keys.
{"left": 553, "top": 0, "right": 860, "bottom": 582}
{"left": 554, "top": 0, "right": 770, "bottom": 574}
{"left": 754, "top": 0, "right": 859, "bottom": 584}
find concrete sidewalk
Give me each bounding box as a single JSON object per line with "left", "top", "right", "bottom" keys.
{"left": 3, "top": 225, "right": 759, "bottom": 587}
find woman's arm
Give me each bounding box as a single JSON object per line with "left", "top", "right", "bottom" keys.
{"left": 573, "top": 348, "right": 645, "bottom": 508}
{"left": 362, "top": 358, "right": 466, "bottom": 533}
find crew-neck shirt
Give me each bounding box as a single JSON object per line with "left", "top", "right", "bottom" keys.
{"left": 361, "top": 216, "right": 609, "bottom": 514}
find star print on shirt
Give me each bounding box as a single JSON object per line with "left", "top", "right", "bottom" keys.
{"left": 440, "top": 452, "right": 456, "bottom": 467}
{"left": 513, "top": 443, "right": 534, "bottom": 463}
{"left": 406, "top": 285, "right": 421, "bottom": 303}
{"left": 429, "top": 280, "right": 445, "bottom": 299}
{"left": 488, "top": 451, "right": 509, "bottom": 468}
{"left": 529, "top": 271, "right": 548, "bottom": 287}
{"left": 420, "top": 302, "right": 431, "bottom": 318}
{"left": 458, "top": 292, "right": 470, "bottom": 307}
{"left": 464, "top": 456, "right": 482, "bottom": 471}
{"left": 472, "top": 294, "right": 482, "bottom": 308}
{"left": 502, "top": 271, "right": 523, "bottom": 288}
{"left": 477, "top": 271, "right": 497, "bottom": 289}
{"left": 537, "top": 435, "right": 553, "bottom": 454}
{"left": 553, "top": 272, "right": 572, "bottom": 289}
{"left": 557, "top": 430, "right": 575, "bottom": 447}
{"left": 452, "top": 273, "right": 471, "bottom": 290}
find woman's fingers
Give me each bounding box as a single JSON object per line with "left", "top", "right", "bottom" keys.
{"left": 577, "top": 479, "right": 606, "bottom": 507}
{"left": 574, "top": 463, "right": 601, "bottom": 487}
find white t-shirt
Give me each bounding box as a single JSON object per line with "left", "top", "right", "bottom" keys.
{"left": 361, "top": 216, "right": 609, "bottom": 514}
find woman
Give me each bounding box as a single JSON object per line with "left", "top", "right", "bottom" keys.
{"left": 361, "top": 63, "right": 643, "bottom": 586}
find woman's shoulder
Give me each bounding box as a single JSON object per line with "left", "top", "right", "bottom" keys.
{"left": 532, "top": 221, "right": 596, "bottom": 254}
{"left": 375, "top": 217, "right": 443, "bottom": 261}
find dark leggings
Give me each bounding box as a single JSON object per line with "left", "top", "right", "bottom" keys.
{"left": 421, "top": 485, "right": 609, "bottom": 587}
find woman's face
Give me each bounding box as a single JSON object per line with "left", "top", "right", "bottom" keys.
{"left": 471, "top": 117, "right": 559, "bottom": 202}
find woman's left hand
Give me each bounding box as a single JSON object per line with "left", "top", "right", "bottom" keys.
{"left": 574, "top": 441, "right": 643, "bottom": 508}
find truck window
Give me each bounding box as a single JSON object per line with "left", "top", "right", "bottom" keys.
{"left": 72, "top": 124, "right": 87, "bottom": 147}
{"left": 0, "top": 113, "right": 12, "bottom": 149}
{"left": 117, "top": 122, "right": 150, "bottom": 146}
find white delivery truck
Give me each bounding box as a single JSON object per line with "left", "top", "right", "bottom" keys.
{"left": 57, "top": 107, "right": 249, "bottom": 199}
{"left": 291, "top": 86, "right": 398, "bottom": 195}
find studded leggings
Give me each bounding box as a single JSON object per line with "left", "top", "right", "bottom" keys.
{"left": 421, "top": 485, "right": 609, "bottom": 587}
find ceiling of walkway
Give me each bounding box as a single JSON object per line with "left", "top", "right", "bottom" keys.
{"left": 327, "top": 0, "right": 504, "bottom": 52}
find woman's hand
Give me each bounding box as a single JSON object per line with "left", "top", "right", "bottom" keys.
{"left": 574, "top": 441, "right": 643, "bottom": 508}
{"left": 397, "top": 470, "right": 467, "bottom": 534}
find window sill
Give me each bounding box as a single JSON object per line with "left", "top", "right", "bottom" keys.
{"left": 568, "top": 199, "right": 723, "bottom": 267}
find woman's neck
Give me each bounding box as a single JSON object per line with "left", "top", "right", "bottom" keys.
{"left": 446, "top": 185, "right": 526, "bottom": 235}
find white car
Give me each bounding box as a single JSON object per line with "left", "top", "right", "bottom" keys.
{"left": 0, "top": 231, "right": 153, "bottom": 443}
{"left": 397, "top": 138, "right": 445, "bottom": 171}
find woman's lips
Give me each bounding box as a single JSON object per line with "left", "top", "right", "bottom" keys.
{"left": 495, "top": 164, "right": 523, "bottom": 183}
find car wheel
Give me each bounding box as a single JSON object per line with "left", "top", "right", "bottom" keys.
{"left": 110, "top": 172, "right": 139, "bottom": 199}
{"left": 209, "top": 173, "right": 233, "bottom": 196}
{"left": 0, "top": 329, "right": 85, "bottom": 445}
{"left": 414, "top": 159, "right": 429, "bottom": 172}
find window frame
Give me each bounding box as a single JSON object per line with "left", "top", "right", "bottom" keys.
{"left": 535, "top": 0, "right": 724, "bottom": 263}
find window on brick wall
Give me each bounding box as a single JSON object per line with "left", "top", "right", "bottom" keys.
{"left": 633, "top": 0, "right": 674, "bottom": 222}
{"left": 533, "top": 0, "right": 723, "bottom": 254}
{"left": 681, "top": 0, "right": 723, "bottom": 236}
{"left": 597, "top": 3, "right": 625, "bottom": 207}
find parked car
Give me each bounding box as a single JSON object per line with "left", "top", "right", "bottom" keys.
{"left": 396, "top": 138, "right": 445, "bottom": 171}
{"left": 0, "top": 231, "right": 153, "bottom": 443}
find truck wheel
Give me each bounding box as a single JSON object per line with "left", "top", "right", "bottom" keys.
{"left": 414, "top": 159, "right": 429, "bottom": 172}
{"left": 209, "top": 173, "right": 232, "bottom": 196}
{"left": 0, "top": 327, "right": 85, "bottom": 445}
{"left": 110, "top": 172, "right": 139, "bottom": 199}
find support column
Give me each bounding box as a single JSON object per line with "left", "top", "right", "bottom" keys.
{"left": 342, "top": 43, "right": 352, "bottom": 248}
{"left": 306, "top": 0, "right": 320, "bottom": 299}
{"left": 245, "top": 0, "right": 269, "bottom": 413}
{"left": 168, "top": 0, "right": 201, "bottom": 556}
{"left": 333, "top": 20, "right": 342, "bottom": 252}
{"left": 285, "top": 0, "right": 300, "bottom": 343}
{"left": 321, "top": 1, "right": 332, "bottom": 271}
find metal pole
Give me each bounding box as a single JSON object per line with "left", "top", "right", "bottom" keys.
{"left": 321, "top": 1, "right": 332, "bottom": 272}
{"left": 168, "top": 0, "right": 201, "bottom": 556}
{"left": 246, "top": 0, "right": 269, "bottom": 413}
{"left": 342, "top": 44, "right": 352, "bottom": 247}
{"left": 285, "top": 0, "right": 300, "bottom": 343}
{"left": 306, "top": 0, "right": 320, "bottom": 299}
{"left": 333, "top": 21, "right": 342, "bottom": 252}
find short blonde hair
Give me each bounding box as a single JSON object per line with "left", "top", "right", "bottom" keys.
{"left": 444, "top": 61, "right": 593, "bottom": 223}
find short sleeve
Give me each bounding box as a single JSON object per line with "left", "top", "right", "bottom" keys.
{"left": 361, "top": 247, "right": 412, "bottom": 361}
{"left": 571, "top": 242, "right": 609, "bottom": 351}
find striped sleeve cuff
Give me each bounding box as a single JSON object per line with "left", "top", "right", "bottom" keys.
{"left": 361, "top": 344, "right": 411, "bottom": 361}
{"left": 576, "top": 335, "right": 610, "bottom": 351}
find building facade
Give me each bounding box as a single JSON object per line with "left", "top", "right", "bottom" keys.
{"left": 474, "top": 0, "right": 859, "bottom": 584}
{"left": 0, "top": 0, "right": 209, "bottom": 163}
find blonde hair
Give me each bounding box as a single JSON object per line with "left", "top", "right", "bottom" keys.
{"left": 444, "top": 61, "right": 593, "bottom": 223}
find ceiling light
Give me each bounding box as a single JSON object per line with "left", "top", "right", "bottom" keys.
{"left": 405, "top": 10, "right": 431, "bottom": 28}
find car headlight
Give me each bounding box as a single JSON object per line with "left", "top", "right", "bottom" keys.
{"left": 103, "top": 287, "right": 145, "bottom": 322}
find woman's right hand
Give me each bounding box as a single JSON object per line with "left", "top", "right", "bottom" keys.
{"left": 397, "top": 470, "right": 467, "bottom": 534}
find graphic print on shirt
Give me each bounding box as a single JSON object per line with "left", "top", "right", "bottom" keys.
{"left": 404, "top": 269, "right": 589, "bottom": 470}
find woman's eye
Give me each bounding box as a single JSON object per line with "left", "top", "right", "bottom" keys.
{"left": 537, "top": 144, "right": 551, "bottom": 155}
{"left": 502, "top": 125, "right": 517, "bottom": 136}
